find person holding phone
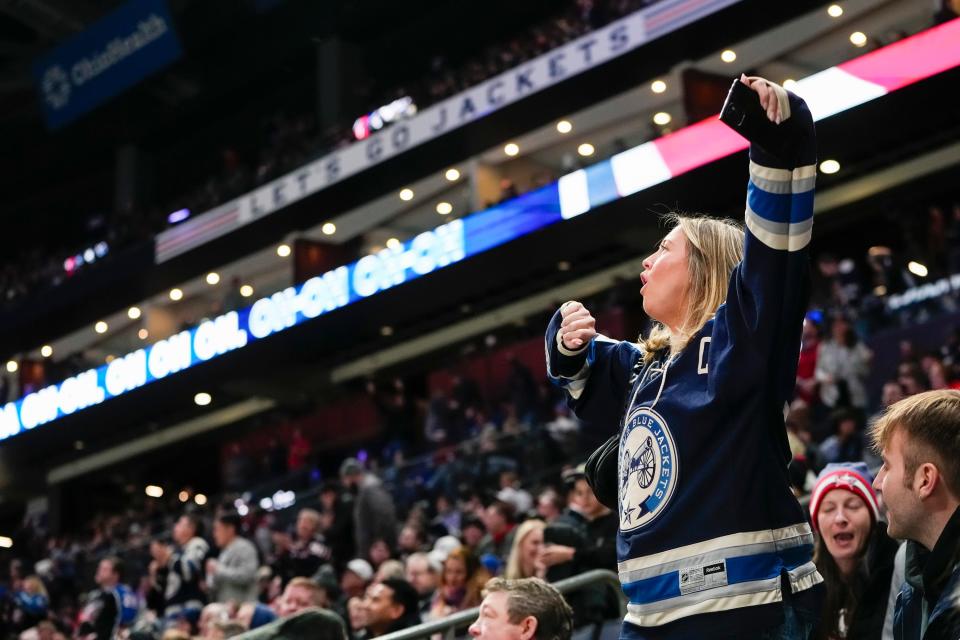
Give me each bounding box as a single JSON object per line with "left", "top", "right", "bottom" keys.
{"left": 545, "top": 76, "right": 822, "bottom": 639}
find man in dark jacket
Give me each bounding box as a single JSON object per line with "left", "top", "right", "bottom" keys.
{"left": 872, "top": 390, "right": 960, "bottom": 639}
{"left": 340, "top": 458, "right": 398, "bottom": 558}
{"left": 541, "top": 465, "right": 619, "bottom": 631}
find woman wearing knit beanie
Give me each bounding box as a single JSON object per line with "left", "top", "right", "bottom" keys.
{"left": 809, "top": 462, "right": 903, "bottom": 639}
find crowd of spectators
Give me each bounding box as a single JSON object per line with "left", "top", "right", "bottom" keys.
{"left": 0, "top": 348, "right": 625, "bottom": 639}
{"left": 0, "top": 0, "right": 659, "bottom": 311}
{"left": 5, "top": 241, "right": 960, "bottom": 639}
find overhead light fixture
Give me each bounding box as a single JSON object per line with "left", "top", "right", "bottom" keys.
{"left": 850, "top": 31, "right": 867, "bottom": 47}
{"left": 653, "top": 112, "right": 672, "bottom": 126}
{"left": 178, "top": 490, "right": 190, "bottom": 503}
{"left": 908, "top": 261, "right": 929, "bottom": 277}
{"left": 783, "top": 79, "right": 798, "bottom": 91}
{"left": 95, "top": 321, "right": 108, "bottom": 334}
{"left": 386, "top": 238, "right": 401, "bottom": 249}
{"left": 240, "top": 285, "right": 254, "bottom": 297}
{"left": 194, "top": 392, "right": 212, "bottom": 406}
{"left": 721, "top": 49, "right": 737, "bottom": 63}
{"left": 380, "top": 326, "right": 394, "bottom": 337}
{"left": 0, "top": 537, "right": 13, "bottom": 549}
{"left": 503, "top": 143, "right": 520, "bottom": 157}
{"left": 577, "top": 143, "right": 595, "bottom": 157}
{"left": 399, "top": 188, "right": 414, "bottom": 201}
{"left": 40, "top": 345, "right": 53, "bottom": 358}
{"left": 651, "top": 80, "right": 667, "bottom": 94}
{"left": 436, "top": 202, "right": 453, "bottom": 215}
{"left": 321, "top": 222, "right": 337, "bottom": 235}
{"left": 74, "top": 440, "right": 84, "bottom": 451}
{"left": 819, "top": 159, "right": 840, "bottom": 174}
{"left": 557, "top": 261, "right": 572, "bottom": 271}
{"left": 128, "top": 306, "right": 141, "bottom": 320}
{"left": 827, "top": 4, "right": 843, "bottom": 17}
{"left": 5, "top": 360, "right": 17, "bottom": 373}
{"left": 556, "top": 120, "right": 573, "bottom": 134}
{"left": 169, "top": 288, "right": 183, "bottom": 301}
{"left": 445, "top": 168, "right": 460, "bottom": 181}
{"left": 206, "top": 272, "right": 220, "bottom": 285}
{"left": 276, "top": 244, "right": 291, "bottom": 258}
{"left": 194, "top": 493, "right": 208, "bottom": 506}
{"left": 138, "top": 329, "right": 149, "bottom": 340}
{"left": 105, "top": 355, "right": 115, "bottom": 364}
{"left": 145, "top": 485, "right": 164, "bottom": 498}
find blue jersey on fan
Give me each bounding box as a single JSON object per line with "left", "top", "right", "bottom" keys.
{"left": 114, "top": 583, "right": 140, "bottom": 626}
{"left": 546, "top": 90, "right": 822, "bottom": 639}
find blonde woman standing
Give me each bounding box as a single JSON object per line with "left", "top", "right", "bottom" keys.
{"left": 546, "top": 76, "right": 822, "bottom": 639}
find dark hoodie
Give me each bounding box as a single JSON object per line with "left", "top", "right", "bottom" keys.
{"left": 894, "top": 506, "right": 960, "bottom": 640}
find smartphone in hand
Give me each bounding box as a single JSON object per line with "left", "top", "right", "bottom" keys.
{"left": 719, "top": 79, "right": 792, "bottom": 160}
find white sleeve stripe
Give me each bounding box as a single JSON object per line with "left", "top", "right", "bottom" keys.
{"left": 745, "top": 211, "right": 812, "bottom": 252}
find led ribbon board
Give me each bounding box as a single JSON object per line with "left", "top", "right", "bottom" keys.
{"left": 3, "top": 18, "right": 959, "bottom": 440}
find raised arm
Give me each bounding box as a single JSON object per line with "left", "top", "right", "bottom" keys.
{"left": 715, "top": 76, "right": 817, "bottom": 404}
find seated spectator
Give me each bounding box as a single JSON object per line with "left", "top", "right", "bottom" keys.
{"left": 809, "top": 463, "right": 903, "bottom": 639}
{"left": 346, "top": 596, "right": 366, "bottom": 639}
{"left": 404, "top": 552, "right": 440, "bottom": 616}
{"left": 10, "top": 575, "right": 50, "bottom": 633}
{"left": 361, "top": 578, "right": 421, "bottom": 638}
{"left": 367, "top": 539, "right": 393, "bottom": 570}
{"left": 429, "top": 547, "right": 491, "bottom": 619}
{"left": 535, "top": 488, "right": 564, "bottom": 524}
{"left": 478, "top": 499, "right": 516, "bottom": 561}
{"left": 373, "top": 559, "right": 405, "bottom": 584}
{"left": 541, "top": 466, "right": 618, "bottom": 630}
{"left": 503, "top": 519, "right": 545, "bottom": 580}
{"left": 340, "top": 559, "right": 373, "bottom": 600}
{"left": 197, "top": 603, "right": 230, "bottom": 638}
{"left": 275, "top": 577, "right": 327, "bottom": 618}
{"left": 467, "top": 577, "right": 573, "bottom": 640}
{"left": 497, "top": 471, "right": 533, "bottom": 516}
{"left": 206, "top": 513, "right": 260, "bottom": 604}
{"left": 460, "top": 516, "right": 486, "bottom": 556}
{"left": 275, "top": 509, "right": 332, "bottom": 587}
{"left": 397, "top": 525, "right": 426, "bottom": 559}
{"left": 820, "top": 411, "right": 866, "bottom": 465}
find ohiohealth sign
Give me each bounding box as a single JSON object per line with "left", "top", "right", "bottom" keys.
{"left": 4, "top": 18, "right": 959, "bottom": 440}
{"left": 33, "top": 0, "right": 182, "bottom": 130}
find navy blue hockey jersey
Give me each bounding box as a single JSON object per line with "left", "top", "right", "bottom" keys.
{"left": 546, "top": 90, "right": 821, "bottom": 639}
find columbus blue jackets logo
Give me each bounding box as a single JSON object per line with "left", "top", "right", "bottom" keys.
{"left": 618, "top": 407, "right": 678, "bottom": 531}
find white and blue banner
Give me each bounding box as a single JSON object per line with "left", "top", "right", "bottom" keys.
{"left": 33, "top": 0, "right": 182, "bottom": 130}
{"left": 1, "top": 187, "right": 563, "bottom": 440}
{"left": 155, "top": 0, "right": 742, "bottom": 262}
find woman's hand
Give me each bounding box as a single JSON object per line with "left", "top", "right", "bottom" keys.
{"left": 539, "top": 543, "right": 577, "bottom": 567}
{"left": 739, "top": 74, "right": 790, "bottom": 125}
{"left": 559, "top": 301, "right": 597, "bottom": 350}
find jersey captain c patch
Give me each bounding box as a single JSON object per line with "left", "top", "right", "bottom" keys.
{"left": 618, "top": 407, "right": 678, "bottom": 532}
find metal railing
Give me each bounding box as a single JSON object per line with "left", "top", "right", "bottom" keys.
{"left": 377, "top": 569, "right": 625, "bottom": 640}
